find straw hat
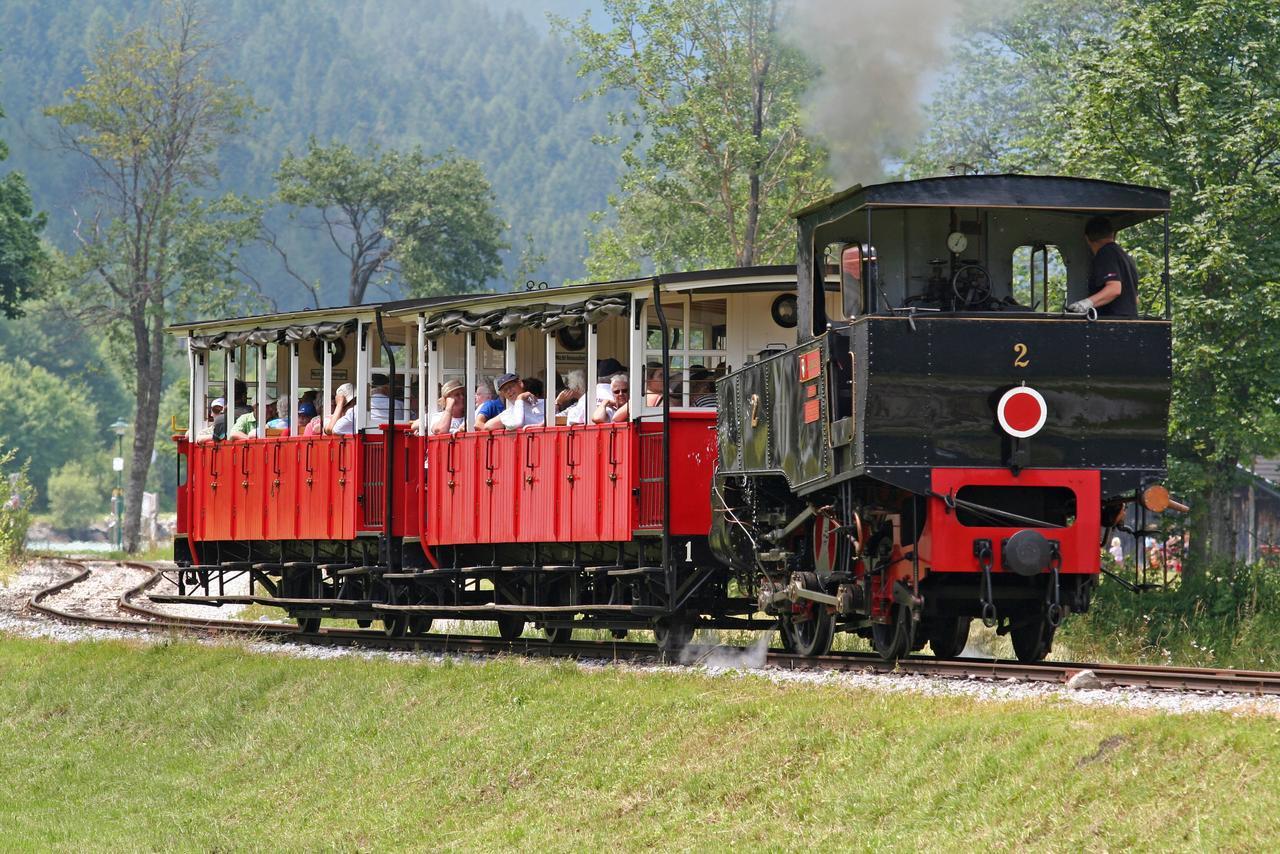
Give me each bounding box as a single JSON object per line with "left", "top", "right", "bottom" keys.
{"left": 438, "top": 379, "right": 464, "bottom": 406}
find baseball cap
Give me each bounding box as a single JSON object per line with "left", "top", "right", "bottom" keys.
{"left": 210, "top": 397, "right": 226, "bottom": 409}
{"left": 298, "top": 401, "right": 317, "bottom": 417}
{"left": 495, "top": 372, "right": 520, "bottom": 391}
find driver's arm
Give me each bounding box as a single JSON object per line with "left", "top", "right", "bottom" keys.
{"left": 1089, "top": 279, "right": 1123, "bottom": 307}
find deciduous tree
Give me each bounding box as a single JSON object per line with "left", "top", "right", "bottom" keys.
{"left": 46, "top": 1, "right": 256, "bottom": 551}
{"left": 559, "top": 0, "right": 829, "bottom": 278}
{"left": 1064, "top": 0, "right": 1280, "bottom": 572}
{"left": 275, "top": 140, "right": 506, "bottom": 304}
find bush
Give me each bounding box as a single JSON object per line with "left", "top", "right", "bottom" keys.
{"left": 1060, "top": 559, "right": 1280, "bottom": 669}
{"left": 47, "top": 460, "right": 109, "bottom": 530}
{"left": 0, "top": 449, "right": 35, "bottom": 561}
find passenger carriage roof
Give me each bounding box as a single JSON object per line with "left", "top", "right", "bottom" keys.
{"left": 794, "top": 174, "right": 1171, "bottom": 229}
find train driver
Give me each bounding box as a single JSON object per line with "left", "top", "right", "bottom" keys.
{"left": 1067, "top": 216, "right": 1139, "bottom": 318}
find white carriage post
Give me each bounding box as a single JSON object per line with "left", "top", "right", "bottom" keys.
{"left": 355, "top": 320, "right": 368, "bottom": 432}
{"left": 289, "top": 341, "right": 300, "bottom": 436}
{"left": 544, "top": 331, "right": 556, "bottom": 426}
{"left": 322, "top": 338, "right": 333, "bottom": 426}
{"left": 417, "top": 315, "right": 427, "bottom": 432}
{"left": 256, "top": 345, "right": 268, "bottom": 439}
{"left": 465, "top": 332, "right": 477, "bottom": 427}
{"left": 585, "top": 322, "right": 598, "bottom": 411}
{"left": 225, "top": 347, "right": 237, "bottom": 421}
{"left": 427, "top": 335, "right": 441, "bottom": 428}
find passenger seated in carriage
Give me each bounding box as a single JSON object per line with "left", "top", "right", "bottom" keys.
{"left": 228, "top": 397, "right": 277, "bottom": 440}
{"left": 369, "top": 372, "right": 405, "bottom": 426}
{"left": 428, "top": 380, "right": 466, "bottom": 435}
{"left": 473, "top": 382, "right": 503, "bottom": 428}
{"left": 324, "top": 383, "right": 358, "bottom": 435}
{"left": 592, "top": 374, "right": 631, "bottom": 424}
{"left": 483, "top": 372, "right": 545, "bottom": 430}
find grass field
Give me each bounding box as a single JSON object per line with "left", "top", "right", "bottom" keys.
{"left": 0, "top": 635, "right": 1277, "bottom": 850}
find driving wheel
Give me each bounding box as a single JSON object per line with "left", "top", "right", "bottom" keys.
{"left": 1011, "top": 616, "right": 1056, "bottom": 663}
{"left": 871, "top": 604, "right": 913, "bottom": 661}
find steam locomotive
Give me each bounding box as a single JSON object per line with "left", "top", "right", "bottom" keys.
{"left": 167, "top": 174, "right": 1174, "bottom": 662}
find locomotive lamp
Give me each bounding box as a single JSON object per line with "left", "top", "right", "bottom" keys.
{"left": 110, "top": 419, "right": 128, "bottom": 551}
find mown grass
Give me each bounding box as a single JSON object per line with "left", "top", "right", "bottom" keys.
{"left": 0, "top": 635, "right": 1278, "bottom": 850}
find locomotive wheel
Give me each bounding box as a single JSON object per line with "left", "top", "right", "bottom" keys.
{"left": 871, "top": 605, "right": 912, "bottom": 661}
{"left": 653, "top": 619, "right": 694, "bottom": 654}
{"left": 544, "top": 626, "right": 573, "bottom": 644}
{"left": 497, "top": 613, "right": 526, "bottom": 641}
{"left": 382, "top": 614, "right": 407, "bottom": 638}
{"left": 775, "top": 620, "right": 796, "bottom": 652}
{"left": 407, "top": 615, "right": 432, "bottom": 636}
{"left": 296, "top": 616, "right": 321, "bottom": 633}
{"left": 781, "top": 608, "right": 834, "bottom": 658}
{"left": 927, "top": 616, "right": 971, "bottom": 659}
{"left": 1011, "top": 617, "right": 1056, "bottom": 663}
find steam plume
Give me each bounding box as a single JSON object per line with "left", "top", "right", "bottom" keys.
{"left": 784, "top": 0, "right": 962, "bottom": 186}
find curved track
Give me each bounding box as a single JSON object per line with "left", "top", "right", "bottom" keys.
{"left": 23, "top": 559, "right": 1280, "bottom": 696}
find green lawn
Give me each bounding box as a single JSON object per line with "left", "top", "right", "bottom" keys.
{"left": 0, "top": 636, "right": 1277, "bottom": 850}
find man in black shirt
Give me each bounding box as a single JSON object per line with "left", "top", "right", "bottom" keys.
{"left": 1067, "top": 216, "right": 1139, "bottom": 318}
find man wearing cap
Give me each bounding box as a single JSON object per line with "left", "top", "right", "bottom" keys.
{"left": 1067, "top": 216, "right": 1140, "bottom": 318}
{"left": 229, "top": 397, "right": 278, "bottom": 440}
{"left": 428, "top": 379, "right": 466, "bottom": 435}
{"left": 484, "top": 372, "right": 545, "bottom": 431}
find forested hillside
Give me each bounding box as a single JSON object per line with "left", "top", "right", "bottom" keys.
{"left": 0, "top": 0, "right": 620, "bottom": 308}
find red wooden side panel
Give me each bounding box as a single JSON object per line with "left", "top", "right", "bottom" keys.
{"left": 395, "top": 430, "right": 423, "bottom": 539}
{"left": 478, "top": 431, "right": 520, "bottom": 544}
{"left": 425, "top": 433, "right": 479, "bottom": 546}
{"left": 203, "top": 443, "right": 235, "bottom": 542}
{"left": 358, "top": 433, "right": 386, "bottom": 532}
{"left": 515, "top": 428, "right": 557, "bottom": 543}
{"left": 637, "top": 412, "right": 718, "bottom": 536}
{"left": 597, "top": 423, "right": 633, "bottom": 541}
{"left": 296, "top": 438, "right": 329, "bottom": 540}
{"left": 554, "top": 428, "right": 579, "bottom": 542}
{"left": 235, "top": 442, "right": 267, "bottom": 541}
{"left": 568, "top": 427, "right": 603, "bottom": 541}
{"left": 263, "top": 439, "right": 298, "bottom": 540}
{"left": 332, "top": 437, "right": 356, "bottom": 540}
{"left": 174, "top": 437, "right": 190, "bottom": 536}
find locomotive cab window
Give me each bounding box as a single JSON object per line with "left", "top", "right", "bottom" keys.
{"left": 1012, "top": 244, "right": 1068, "bottom": 312}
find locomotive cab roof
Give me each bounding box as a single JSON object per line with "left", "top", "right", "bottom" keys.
{"left": 794, "top": 174, "right": 1172, "bottom": 335}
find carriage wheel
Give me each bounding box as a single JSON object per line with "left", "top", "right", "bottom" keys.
{"left": 407, "top": 615, "right": 433, "bottom": 636}
{"left": 652, "top": 619, "right": 694, "bottom": 655}
{"left": 296, "top": 616, "right": 321, "bottom": 633}
{"left": 927, "top": 616, "right": 971, "bottom": 659}
{"left": 781, "top": 607, "right": 834, "bottom": 658}
{"left": 871, "top": 604, "right": 912, "bottom": 661}
{"left": 382, "top": 614, "right": 407, "bottom": 638}
{"left": 1011, "top": 617, "right": 1056, "bottom": 663}
{"left": 497, "top": 613, "right": 525, "bottom": 641}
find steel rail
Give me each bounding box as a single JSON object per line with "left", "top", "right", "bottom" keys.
{"left": 22, "top": 559, "right": 1280, "bottom": 697}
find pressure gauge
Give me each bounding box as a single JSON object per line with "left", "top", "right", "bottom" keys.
{"left": 947, "top": 231, "right": 968, "bottom": 254}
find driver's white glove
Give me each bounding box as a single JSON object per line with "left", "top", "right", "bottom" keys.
{"left": 1066, "top": 297, "right": 1094, "bottom": 314}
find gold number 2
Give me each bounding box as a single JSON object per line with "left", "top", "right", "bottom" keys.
{"left": 1013, "top": 342, "right": 1030, "bottom": 368}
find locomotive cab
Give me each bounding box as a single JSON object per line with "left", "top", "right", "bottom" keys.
{"left": 713, "top": 175, "right": 1174, "bottom": 661}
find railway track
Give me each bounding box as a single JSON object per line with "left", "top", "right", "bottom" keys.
{"left": 23, "top": 559, "right": 1280, "bottom": 697}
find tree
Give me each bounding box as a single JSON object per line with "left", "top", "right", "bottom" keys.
{"left": 46, "top": 1, "right": 256, "bottom": 552}
{"left": 47, "top": 460, "right": 111, "bottom": 530}
{"left": 0, "top": 358, "right": 100, "bottom": 507}
{"left": 275, "top": 140, "right": 507, "bottom": 304}
{"left": 904, "top": 0, "right": 1120, "bottom": 178}
{"left": 1063, "top": 0, "right": 1280, "bottom": 573}
{"left": 559, "top": 0, "right": 829, "bottom": 278}
{"left": 0, "top": 95, "right": 47, "bottom": 317}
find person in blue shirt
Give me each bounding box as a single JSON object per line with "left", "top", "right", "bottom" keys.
{"left": 474, "top": 381, "right": 504, "bottom": 428}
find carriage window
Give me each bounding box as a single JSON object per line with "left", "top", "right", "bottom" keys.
{"left": 1012, "top": 245, "right": 1068, "bottom": 312}
{"left": 644, "top": 297, "right": 729, "bottom": 408}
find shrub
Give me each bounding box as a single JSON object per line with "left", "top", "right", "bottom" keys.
{"left": 0, "top": 448, "right": 35, "bottom": 561}
{"left": 47, "top": 460, "right": 109, "bottom": 530}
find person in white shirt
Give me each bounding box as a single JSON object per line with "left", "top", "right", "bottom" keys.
{"left": 368, "top": 372, "right": 405, "bottom": 426}
{"left": 592, "top": 374, "right": 631, "bottom": 424}
{"left": 428, "top": 379, "right": 467, "bottom": 435}
{"left": 484, "top": 372, "right": 545, "bottom": 430}
{"left": 325, "top": 383, "right": 357, "bottom": 435}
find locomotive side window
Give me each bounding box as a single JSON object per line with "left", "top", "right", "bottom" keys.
{"left": 1012, "top": 244, "right": 1068, "bottom": 312}
{"left": 839, "top": 244, "right": 865, "bottom": 319}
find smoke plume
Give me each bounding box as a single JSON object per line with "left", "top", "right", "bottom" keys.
{"left": 783, "top": 0, "right": 962, "bottom": 186}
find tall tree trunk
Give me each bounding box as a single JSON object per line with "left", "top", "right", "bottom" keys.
{"left": 123, "top": 300, "right": 165, "bottom": 552}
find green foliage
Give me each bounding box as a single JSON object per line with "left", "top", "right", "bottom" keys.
{"left": 905, "top": 0, "right": 1120, "bottom": 178}
{"left": 0, "top": 0, "right": 624, "bottom": 299}
{"left": 0, "top": 358, "right": 100, "bottom": 507}
{"left": 47, "top": 459, "right": 110, "bottom": 530}
{"left": 276, "top": 140, "right": 506, "bottom": 303}
{"left": 0, "top": 96, "right": 48, "bottom": 317}
{"left": 1061, "top": 560, "right": 1280, "bottom": 669}
{"left": 0, "top": 448, "right": 34, "bottom": 561}
{"left": 1063, "top": 0, "right": 1280, "bottom": 566}
{"left": 559, "top": 0, "right": 829, "bottom": 278}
